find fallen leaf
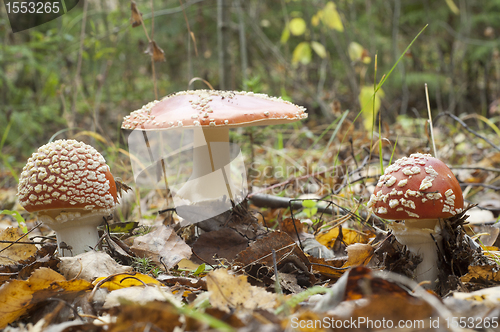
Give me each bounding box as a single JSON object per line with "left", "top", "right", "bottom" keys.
{"left": 0, "top": 243, "right": 58, "bottom": 285}
{"left": 59, "top": 251, "right": 133, "bottom": 282}
{"left": 94, "top": 272, "right": 161, "bottom": 291}
{"left": 453, "top": 285, "right": 500, "bottom": 307}
{"left": 130, "top": 225, "right": 191, "bottom": 269}
{"left": 108, "top": 301, "right": 181, "bottom": 332}
{"left": 316, "top": 226, "right": 371, "bottom": 249}
{"left": 0, "top": 227, "right": 37, "bottom": 265}
{"left": 308, "top": 255, "right": 346, "bottom": 278}
{"left": 460, "top": 264, "right": 500, "bottom": 283}
{"left": 103, "top": 286, "right": 176, "bottom": 308}
{"left": 465, "top": 207, "right": 495, "bottom": 224}
{"left": 344, "top": 266, "right": 412, "bottom": 301}
{"left": 191, "top": 228, "right": 248, "bottom": 265}
{"left": 235, "top": 231, "right": 310, "bottom": 269}
{"left": 206, "top": 268, "right": 277, "bottom": 312}
{"left": 342, "top": 243, "right": 374, "bottom": 268}
{"left": 0, "top": 267, "right": 92, "bottom": 328}
{"left": 279, "top": 217, "right": 304, "bottom": 237}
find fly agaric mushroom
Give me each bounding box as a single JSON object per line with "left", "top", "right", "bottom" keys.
{"left": 367, "top": 153, "right": 463, "bottom": 286}
{"left": 122, "top": 90, "right": 307, "bottom": 222}
{"left": 17, "top": 139, "right": 118, "bottom": 256}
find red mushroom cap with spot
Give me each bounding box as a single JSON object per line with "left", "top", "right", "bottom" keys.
{"left": 121, "top": 90, "right": 308, "bottom": 130}
{"left": 367, "top": 153, "right": 463, "bottom": 220}
{"left": 17, "top": 139, "right": 117, "bottom": 213}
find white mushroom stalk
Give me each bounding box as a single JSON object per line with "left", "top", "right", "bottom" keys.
{"left": 17, "top": 139, "right": 118, "bottom": 257}
{"left": 122, "top": 90, "right": 308, "bottom": 223}
{"left": 367, "top": 153, "right": 464, "bottom": 287}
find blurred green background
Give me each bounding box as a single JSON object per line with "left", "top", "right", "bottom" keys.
{"left": 1, "top": 0, "right": 500, "bottom": 182}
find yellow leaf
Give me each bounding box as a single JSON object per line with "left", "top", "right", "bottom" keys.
{"left": 177, "top": 258, "right": 200, "bottom": 271}
{"left": 0, "top": 227, "right": 37, "bottom": 266}
{"left": 348, "top": 42, "right": 364, "bottom": 62}
{"left": 311, "top": 13, "right": 320, "bottom": 27}
{"left": 444, "top": 0, "right": 460, "bottom": 15}
{"left": 342, "top": 243, "right": 374, "bottom": 268}
{"left": 292, "top": 41, "right": 312, "bottom": 65}
{"left": 322, "top": 2, "right": 344, "bottom": 32}
{"left": 359, "top": 85, "right": 385, "bottom": 130}
{"left": 311, "top": 41, "right": 327, "bottom": 58}
{"left": 316, "top": 227, "right": 371, "bottom": 248}
{"left": 93, "top": 272, "right": 161, "bottom": 291}
{"left": 206, "top": 268, "right": 276, "bottom": 312}
{"left": 74, "top": 130, "right": 108, "bottom": 144}
{"left": 289, "top": 17, "right": 307, "bottom": 36}
{"left": 280, "top": 26, "right": 290, "bottom": 44}
{"left": 0, "top": 268, "right": 92, "bottom": 329}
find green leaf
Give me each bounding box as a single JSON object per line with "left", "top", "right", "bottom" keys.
{"left": 445, "top": 0, "right": 460, "bottom": 15}
{"left": 348, "top": 42, "right": 364, "bottom": 62}
{"left": 0, "top": 210, "right": 27, "bottom": 233}
{"left": 289, "top": 17, "right": 307, "bottom": 36}
{"left": 292, "top": 42, "right": 312, "bottom": 65}
{"left": 280, "top": 26, "right": 290, "bottom": 44}
{"left": 322, "top": 2, "right": 344, "bottom": 32}
{"left": 359, "top": 86, "right": 385, "bottom": 131}
{"left": 302, "top": 200, "right": 317, "bottom": 208}
{"left": 311, "top": 41, "right": 327, "bottom": 58}
{"left": 104, "top": 221, "right": 139, "bottom": 233}
{"left": 193, "top": 263, "right": 206, "bottom": 276}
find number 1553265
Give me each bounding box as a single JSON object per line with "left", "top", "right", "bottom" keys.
{"left": 6, "top": 2, "right": 60, "bottom": 14}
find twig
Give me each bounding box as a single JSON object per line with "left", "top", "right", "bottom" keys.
{"left": 459, "top": 182, "right": 500, "bottom": 191}
{"left": 45, "top": 298, "right": 83, "bottom": 320}
{"left": 0, "top": 223, "right": 42, "bottom": 254}
{"left": 150, "top": 0, "right": 158, "bottom": 99}
{"left": 425, "top": 83, "right": 438, "bottom": 158}
{"left": 435, "top": 112, "right": 500, "bottom": 153}
{"left": 247, "top": 165, "right": 340, "bottom": 197}
{"left": 450, "top": 166, "right": 500, "bottom": 173}
{"left": 272, "top": 249, "right": 283, "bottom": 295}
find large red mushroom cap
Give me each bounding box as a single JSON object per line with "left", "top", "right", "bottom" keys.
{"left": 367, "top": 153, "right": 463, "bottom": 220}
{"left": 121, "top": 90, "right": 308, "bottom": 130}
{"left": 17, "top": 139, "right": 117, "bottom": 214}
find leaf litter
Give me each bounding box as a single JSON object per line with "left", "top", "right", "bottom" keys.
{"left": 3, "top": 101, "right": 500, "bottom": 330}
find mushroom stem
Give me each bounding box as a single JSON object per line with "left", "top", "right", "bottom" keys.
{"left": 38, "top": 211, "right": 105, "bottom": 257}
{"left": 390, "top": 221, "right": 442, "bottom": 287}
{"left": 177, "top": 127, "right": 237, "bottom": 202}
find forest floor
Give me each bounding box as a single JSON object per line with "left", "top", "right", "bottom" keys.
{"left": 1, "top": 115, "right": 500, "bottom": 331}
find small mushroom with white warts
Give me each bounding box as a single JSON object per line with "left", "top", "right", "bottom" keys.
{"left": 367, "top": 153, "right": 464, "bottom": 287}
{"left": 17, "top": 139, "right": 118, "bottom": 257}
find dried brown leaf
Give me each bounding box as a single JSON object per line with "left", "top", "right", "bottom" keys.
{"left": 191, "top": 228, "right": 248, "bottom": 265}
{"left": 235, "top": 231, "right": 310, "bottom": 269}
{"left": 59, "top": 251, "right": 133, "bottom": 281}
{"left": 460, "top": 264, "right": 500, "bottom": 283}
{"left": 130, "top": 225, "right": 191, "bottom": 269}
{"left": 145, "top": 40, "right": 166, "bottom": 62}
{"left": 109, "top": 301, "right": 181, "bottom": 332}
{"left": 130, "top": 1, "right": 142, "bottom": 28}
{"left": 0, "top": 227, "right": 37, "bottom": 265}
{"left": 206, "top": 268, "right": 277, "bottom": 312}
